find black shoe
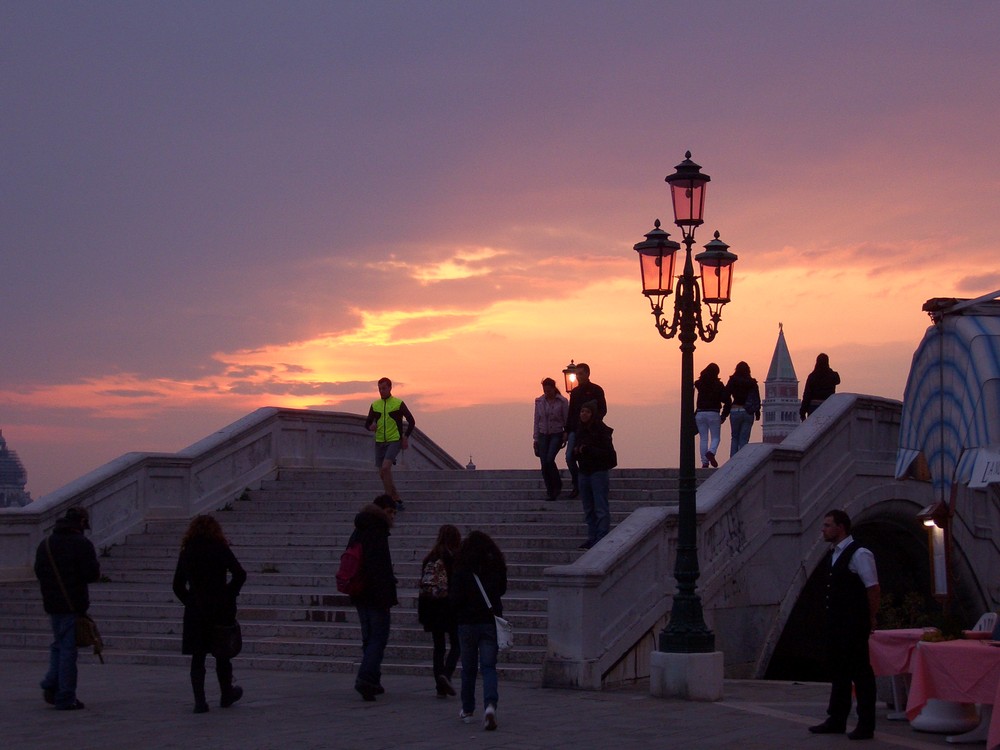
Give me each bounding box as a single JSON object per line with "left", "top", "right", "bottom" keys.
{"left": 55, "top": 699, "right": 85, "bottom": 711}
{"left": 848, "top": 726, "right": 874, "bottom": 740}
{"left": 568, "top": 488, "right": 579, "bottom": 499}
{"left": 706, "top": 451, "right": 718, "bottom": 468}
{"left": 435, "top": 674, "right": 455, "bottom": 697}
{"left": 42, "top": 688, "right": 55, "bottom": 705}
{"left": 220, "top": 685, "right": 243, "bottom": 708}
{"left": 193, "top": 701, "right": 210, "bottom": 714}
{"left": 373, "top": 683, "right": 385, "bottom": 695}
{"left": 355, "top": 682, "right": 377, "bottom": 702}
{"left": 578, "top": 540, "right": 595, "bottom": 550}
{"left": 808, "top": 719, "right": 846, "bottom": 734}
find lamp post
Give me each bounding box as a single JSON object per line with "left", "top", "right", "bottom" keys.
{"left": 562, "top": 360, "right": 579, "bottom": 394}
{"left": 633, "top": 152, "right": 738, "bottom": 654}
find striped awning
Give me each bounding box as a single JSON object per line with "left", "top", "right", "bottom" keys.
{"left": 895, "top": 294, "right": 1000, "bottom": 494}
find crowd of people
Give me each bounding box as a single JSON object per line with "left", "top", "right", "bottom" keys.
{"left": 32, "top": 360, "right": 847, "bottom": 732}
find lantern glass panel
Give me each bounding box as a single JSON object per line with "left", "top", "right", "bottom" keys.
{"left": 639, "top": 248, "right": 676, "bottom": 296}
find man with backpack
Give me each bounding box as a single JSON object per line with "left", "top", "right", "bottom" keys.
{"left": 344, "top": 494, "right": 398, "bottom": 701}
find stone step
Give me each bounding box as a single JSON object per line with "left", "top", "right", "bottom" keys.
{"left": 0, "top": 466, "right": 682, "bottom": 680}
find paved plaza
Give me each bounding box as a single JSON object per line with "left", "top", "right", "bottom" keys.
{"left": 0, "top": 652, "right": 965, "bottom": 750}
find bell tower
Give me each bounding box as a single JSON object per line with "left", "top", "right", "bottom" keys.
{"left": 762, "top": 323, "right": 800, "bottom": 444}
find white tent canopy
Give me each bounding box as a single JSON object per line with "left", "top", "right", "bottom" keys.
{"left": 895, "top": 292, "right": 1000, "bottom": 496}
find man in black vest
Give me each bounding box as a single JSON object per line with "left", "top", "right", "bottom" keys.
{"left": 809, "top": 509, "right": 880, "bottom": 740}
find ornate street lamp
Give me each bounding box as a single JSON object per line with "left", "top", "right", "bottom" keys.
{"left": 633, "top": 151, "right": 738, "bottom": 654}
{"left": 562, "top": 360, "right": 579, "bottom": 394}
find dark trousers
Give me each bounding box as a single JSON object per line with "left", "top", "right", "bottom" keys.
{"left": 565, "top": 432, "right": 579, "bottom": 490}
{"left": 432, "top": 626, "right": 460, "bottom": 678}
{"left": 41, "top": 613, "right": 78, "bottom": 709}
{"left": 356, "top": 605, "right": 391, "bottom": 688}
{"left": 826, "top": 631, "right": 876, "bottom": 729}
{"left": 537, "top": 433, "right": 564, "bottom": 498}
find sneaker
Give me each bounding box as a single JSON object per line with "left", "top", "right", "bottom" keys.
{"left": 459, "top": 709, "right": 474, "bottom": 723}
{"left": 484, "top": 704, "right": 497, "bottom": 731}
{"left": 706, "top": 451, "right": 718, "bottom": 468}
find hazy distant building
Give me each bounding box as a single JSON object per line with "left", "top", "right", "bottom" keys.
{"left": 762, "top": 324, "right": 800, "bottom": 444}
{"left": 0, "top": 429, "right": 32, "bottom": 508}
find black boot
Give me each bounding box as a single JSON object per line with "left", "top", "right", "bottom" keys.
{"left": 191, "top": 663, "right": 209, "bottom": 713}
{"left": 217, "top": 659, "right": 243, "bottom": 708}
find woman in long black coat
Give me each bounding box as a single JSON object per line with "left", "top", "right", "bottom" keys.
{"left": 172, "top": 514, "right": 247, "bottom": 713}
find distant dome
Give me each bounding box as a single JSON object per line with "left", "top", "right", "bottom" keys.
{"left": 0, "top": 430, "right": 32, "bottom": 507}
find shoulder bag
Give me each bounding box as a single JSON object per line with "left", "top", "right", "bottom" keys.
{"left": 44, "top": 537, "right": 104, "bottom": 663}
{"left": 473, "top": 574, "right": 513, "bottom": 651}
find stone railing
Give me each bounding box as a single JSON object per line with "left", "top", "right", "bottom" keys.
{"left": 542, "top": 507, "right": 674, "bottom": 689}
{"left": 541, "top": 394, "right": 952, "bottom": 687}
{"left": 0, "top": 407, "right": 461, "bottom": 581}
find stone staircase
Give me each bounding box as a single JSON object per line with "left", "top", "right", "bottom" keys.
{"left": 0, "top": 467, "right": 685, "bottom": 682}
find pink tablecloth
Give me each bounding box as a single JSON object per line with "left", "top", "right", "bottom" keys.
{"left": 869, "top": 628, "right": 932, "bottom": 676}
{"left": 906, "top": 639, "right": 1000, "bottom": 750}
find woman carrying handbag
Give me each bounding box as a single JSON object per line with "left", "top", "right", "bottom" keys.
{"left": 449, "top": 530, "right": 507, "bottom": 731}
{"left": 172, "top": 515, "right": 247, "bottom": 713}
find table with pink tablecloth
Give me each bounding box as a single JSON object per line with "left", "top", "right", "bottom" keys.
{"left": 905, "top": 639, "right": 1000, "bottom": 750}
{"left": 869, "top": 628, "right": 931, "bottom": 676}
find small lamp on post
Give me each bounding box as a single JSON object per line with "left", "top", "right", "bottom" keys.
{"left": 633, "top": 151, "right": 738, "bottom": 699}
{"left": 562, "top": 360, "right": 579, "bottom": 394}
{"left": 917, "top": 501, "right": 951, "bottom": 599}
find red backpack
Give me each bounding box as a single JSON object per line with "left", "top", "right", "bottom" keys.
{"left": 336, "top": 541, "right": 365, "bottom": 596}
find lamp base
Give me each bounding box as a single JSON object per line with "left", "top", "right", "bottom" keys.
{"left": 658, "top": 629, "right": 715, "bottom": 653}
{"left": 650, "top": 650, "right": 724, "bottom": 701}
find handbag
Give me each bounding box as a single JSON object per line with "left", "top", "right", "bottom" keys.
{"left": 212, "top": 620, "right": 243, "bottom": 660}
{"left": 474, "top": 574, "right": 513, "bottom": 651}
{"left": 45, "top": 538, "right": 105, "bottom": 663}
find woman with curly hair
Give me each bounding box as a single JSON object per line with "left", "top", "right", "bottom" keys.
{"left": 417, "top": 524, "right": 462, "bottom": 697}
{"left": 172, "top": 514, "right": 247, "bottom": 713}
{"left": 450, "top": 530, "right": 507, "bottom": 731}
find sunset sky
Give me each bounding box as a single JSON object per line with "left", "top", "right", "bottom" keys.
{"left": 3, "top": 2, "right": 999, "bottom": 498}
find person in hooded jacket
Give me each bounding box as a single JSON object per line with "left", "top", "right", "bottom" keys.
{"left": 800, "top": 353, "right": 841, "bottom": 420}
{"left": 572, "top": 400, "right": 617, "bottom": 549}
{"left": 348, "top": 493, "right": 399, "bottom": 701}
{"left": 35, "top": 506, "right": 100, "bottom": 710}
{"left": 725, "top": 361, "right": 761, "bottom": 456}
{"left": 172, "top": 514, "right": 247, "bottom": 713}
{"left": 450, "top": 530, "right": 507, "bottom": 731}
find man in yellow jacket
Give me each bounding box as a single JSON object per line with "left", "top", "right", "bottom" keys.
{"left": 365, "top": 377, "right": 416, "bottom": 509}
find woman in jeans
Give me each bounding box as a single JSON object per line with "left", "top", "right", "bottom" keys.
{"left": 725, "top": 361, "right": 761, "bottom": 456}
{"left": 172, "top": 515, "right": 247, "bottom": 713}
{"left": 450, "top": 530, "right": 507, "bottom": 731}
{"left": 694, "top": 363, "right": 731, "bottom": 468}
{"left": 533, "top": 377, "right": 569, "bottom": 501}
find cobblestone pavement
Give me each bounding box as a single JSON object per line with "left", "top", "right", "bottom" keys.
{"left": 0, "top": 653, "right": 962, "bottom": 750}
